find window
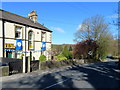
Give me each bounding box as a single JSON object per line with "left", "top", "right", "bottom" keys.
{"left": 41, "top": 32, "right": 46, "bottom": 42}
{"left": 28, "top": 31, "right": 34, "bottom": 50}
{"left": 50, "top": 33, "right": 52, "bottom": 42}
{"left": 15, "top": 26, "right": 22, "bottom": 38}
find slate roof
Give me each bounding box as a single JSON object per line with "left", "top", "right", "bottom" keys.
{"left": 0, "top": 9, "right": 52, "bottom": 32}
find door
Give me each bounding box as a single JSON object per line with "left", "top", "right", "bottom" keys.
{"left": 6, "top": 51, "right": 12, "bottom": 58}
{"left": 25, "top": 57, "right": 28, "bottom": 73}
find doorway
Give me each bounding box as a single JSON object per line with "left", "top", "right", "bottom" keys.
{"left": 25, "top": 57, "right": 28, "bottom": 73}
{"left": 6, "top": 51, "right": 12, "bottom": 58}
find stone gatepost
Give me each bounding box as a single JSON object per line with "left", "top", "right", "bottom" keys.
{"left": 27, "top": 57, "right": 30, "bottom": 72}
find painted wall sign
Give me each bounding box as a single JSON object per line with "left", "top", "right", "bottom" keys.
{"left": 5, "top": 43, "right": 15, "bottom": 49}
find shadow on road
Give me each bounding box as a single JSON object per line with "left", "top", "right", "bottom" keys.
{"left": 70, "top": 61, "right": 120, "bottom": 88}
{"left": 2, "top": 61, "right": 120, "bottom": 89}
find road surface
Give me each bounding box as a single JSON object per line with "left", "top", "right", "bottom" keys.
{"left": 1, "top": 60, "right": 120, "bottom": 89}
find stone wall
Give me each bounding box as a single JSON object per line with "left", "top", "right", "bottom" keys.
{"left": 0, "top": 66, "right": 9, "bottom": 76}
{"left": 40, "top": 59, "right": 84, "bottom": 70}
{"left": 40, "top": 59, "right": 100, "bottom": 70}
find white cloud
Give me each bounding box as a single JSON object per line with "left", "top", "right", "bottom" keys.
{"left": 51, "top": 27, "right": 65, "bottom": 33}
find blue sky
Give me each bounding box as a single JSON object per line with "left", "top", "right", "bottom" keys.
{"left": 1, "top": 2, "right": 118, "bottom": 44}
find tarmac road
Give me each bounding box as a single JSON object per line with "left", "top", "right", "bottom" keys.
{"left": 1, "top": 60, "right": 120, "bottom": 89}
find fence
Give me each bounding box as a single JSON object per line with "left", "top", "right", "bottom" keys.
{"left": 9, "top": 60, "right": 23, "bottom": 75}
{"left": 0, "top": 57, "right": 23, "bottom": 75}
{"left": 30, "top": 60, "right": 39, "bottom": 72}
{"left": 0, "top": 57, "right": 97, "bottom": 76}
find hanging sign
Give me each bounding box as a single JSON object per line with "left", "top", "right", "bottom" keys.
{"left": 16, "top": 39, "right": 22, "bottom": 50}
{"left": 41, "top": 42, "right": 46, "bottom": 51}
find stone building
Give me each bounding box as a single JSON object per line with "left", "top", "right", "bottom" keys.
{"left": 0, "top": 9, "right": 52, "bottom": 60}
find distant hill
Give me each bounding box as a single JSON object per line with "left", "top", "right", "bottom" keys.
{"left": 51, "top": 44, "right": 75, "bottom": 53}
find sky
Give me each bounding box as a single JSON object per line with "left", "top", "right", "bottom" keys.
{"left": 1, "top": 2, "right": 118, "bottom": 44}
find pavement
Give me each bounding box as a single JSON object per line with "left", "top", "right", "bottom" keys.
{"left": 1, "top": 60, "right": 120, "bottom": 89}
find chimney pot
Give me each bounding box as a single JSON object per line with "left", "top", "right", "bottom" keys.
{"left": 28, "top": 10, "right": 38, "bottom": 23}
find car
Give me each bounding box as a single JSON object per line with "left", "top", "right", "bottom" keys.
{"left": 0, "top": 62, "right": 8, "bottom": 66}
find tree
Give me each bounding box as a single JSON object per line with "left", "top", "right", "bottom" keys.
{"left": 69, "top": 46, "right": 73, "bottom": 51}
{"left": 57, "top": 54, "right": 67, "bottom": 61}
{"left": 108, "top": 39, "right": 118, "bottom": 56}
{"left": 51, "top": 44, "right": 63, "bottom": 55}
{"left": 97, "top": 32, "right": 113, "bottom": 59}
{"left": 74, "top": 15, "right": 113, "bottom": 60}
{"left": 73, "top": 40, "right": 99, "bottom": 59}
{"left": 62, "top": 45, "right": 72, "bottom": 59}
{"left": 39, "top": 55, "right": 46, "bottom": 62}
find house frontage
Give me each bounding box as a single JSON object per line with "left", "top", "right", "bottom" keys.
{"left": 0, "top": 10, "right": 52, "bottom": 60}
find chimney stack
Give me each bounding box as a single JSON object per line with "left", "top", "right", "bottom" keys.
{"left": 28, "top": 11, "right": 38, "bottom": 23}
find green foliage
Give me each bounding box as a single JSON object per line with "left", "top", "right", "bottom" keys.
{"left": 62, "top": 46, "right": 73, "bottom": 59}
{"left": 69, "top": 46, "right": 73, "bottom": 51}
{"left": 19, "top": 54, "right": 24, "bottom": 59}
{"left": 39, "top": 55, "right": 46, "bottom": 62}
{"left": 57, "top": 54, "right": 67, "bottom": 61}
{"left": 96, "top": 33, "right": 113, "bottom": 60}
{"left": 48, "top": 59, "right": 51, "bottom": 61}
{"left": 108, "top": 39, "right": 118, "bottom": 56}
{"left": 69, "top": 51, "right": 73, "bottom": 59}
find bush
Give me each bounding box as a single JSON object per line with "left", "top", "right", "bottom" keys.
{"left": 57, "top": 54, "right": 67, "bottom": 61}
{"left": 19, "top": 54, "right": 24, "bottom": 59}
{"left": 62, "top": 46, "right": 73, "bottom": 59}
{"left": 39, "top": 55, "right": 46, "bottom": 62}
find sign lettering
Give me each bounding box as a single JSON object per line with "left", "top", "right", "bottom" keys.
{"left": 5, "top": 43, "right": 15, "bottom": 49}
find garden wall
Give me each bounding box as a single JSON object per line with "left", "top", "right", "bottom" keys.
{"left": 40, "top": 59, "right": 84, "bottom": 70}
{"left": 40, "top": 59, "right": 100, "bottom": 70}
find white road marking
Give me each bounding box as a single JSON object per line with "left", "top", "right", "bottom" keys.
{"left": 42, "top": 78, "right": 70, "bottom": 90}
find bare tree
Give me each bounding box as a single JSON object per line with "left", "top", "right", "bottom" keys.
{"left": 74, "top": 15, "right": 109, "bottom": 42}
{"left": 74, "top": 15, "right": 113, "bottom": 60}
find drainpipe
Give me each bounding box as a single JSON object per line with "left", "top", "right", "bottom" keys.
{"left": 2, "top": 20, "right": 5, "bottom": 58}
{"left": 23, "top": 26, "right": 27, "bottom": 73}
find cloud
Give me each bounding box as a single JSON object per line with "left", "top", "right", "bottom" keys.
{"left": 51, "top": 27, "right": 65, "bottom": 33}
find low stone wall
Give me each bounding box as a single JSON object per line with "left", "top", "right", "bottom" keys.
{"left": 0, "top": 57, "right": 22, "bottom": 63}
{"left": 0, "top": 66, "right": 9, "bottom": 77}
{"left": 40, "top": 59, "right": 100, "bottom": 70}
{"left": 0, "top": 57, "right": 23, "bottom": 76}
{"left": 40, "top": 59, "right": 84, "bottom": 70}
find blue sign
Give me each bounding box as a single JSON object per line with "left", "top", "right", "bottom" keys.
{"left": 16, "top": 39, "right": 22, "bottom": 50}
{"left": 41, "top": 42, "right": 46, "bottom": 51}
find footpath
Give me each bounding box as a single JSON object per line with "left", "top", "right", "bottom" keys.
{"left": 2, "top": 59, "right": 119, "bottom": 82}
{"left": 1, "top": 65, "right": 78, "bottom": 82}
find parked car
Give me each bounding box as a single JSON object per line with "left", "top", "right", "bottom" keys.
{"left": 0, "top": 62, "right": 8, "bottom": 66}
